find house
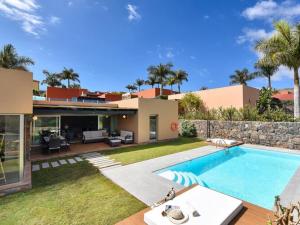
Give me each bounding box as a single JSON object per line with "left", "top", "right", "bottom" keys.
{"left": 168, "top": 85, "right": 260, "bottom": 109}
{"left": 273, "top": 90, "right": 294, "bottom": 102}
{"left": 0, "top": 68, "right": 178, "bottom": 195}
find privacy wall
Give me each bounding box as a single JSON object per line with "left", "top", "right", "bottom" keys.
{"left": 181, "top": 120, "right": 300, "bottom": 150}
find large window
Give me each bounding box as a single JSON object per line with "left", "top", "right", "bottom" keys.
{"left": 32, "top": 116, "right": 60, "bottom": 145}
{"left": 0, "top": 115, "right": 24, "bottom": 186}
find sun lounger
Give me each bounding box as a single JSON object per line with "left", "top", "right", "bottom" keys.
{"left": 206, "top": 138, "right": 243, "bottom": 147}
{"left": 144, "top": 185, "right": 243, "bottom": 225}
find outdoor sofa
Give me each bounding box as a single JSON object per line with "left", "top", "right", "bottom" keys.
{"left": 82, "top": 130, "right": 108, "bottom": 143}
{"left": 114, "top": 130, "right": 134, "bottom": 144}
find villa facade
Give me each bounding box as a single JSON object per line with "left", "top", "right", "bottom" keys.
{"left": 0, "top": 68, "right": 178, "bottom": 194}
{"left": 168, "top": 85, "right": 260, "bottom": 109}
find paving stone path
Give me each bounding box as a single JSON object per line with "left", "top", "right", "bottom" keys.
{"left": 80, "top": 152, "right": 121, "bottom": 171}
{"left": 32, "top": 156, "right": 83, "bottom": 172}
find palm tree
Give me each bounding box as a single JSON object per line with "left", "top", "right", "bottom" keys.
{"left": 229, "top": 68, "right": 257, "bottom": 85}
{"left": 0, "top": 44, "right": 34, "bottom": 71}
{"left": 125, "top": 84, "right": 137, "bottom": 93}
{"left": 41, "top": 70, "right": 61, "bottom": 87}
{"left": 173, "top": 70, "right": 188, "bottom": 93}
{"left": 147, "top": 63, "right": 173, "bottom": 95}
{"left": 145, "top": 75, "right": 157, "bottom": 88}
{"left": 256, "top": 20, "right": 300, "bottom": 118}
{"left": 135, "top": 79, "right": 145, "bottom": 92}
{"left": 166, "top": 76, "right": 176, "bottom": 91}
{"left": 59, "top": 67, "right": 80, "bottom": 88}
{"left": 69, "top": 83, "right": 81, "bottom": 88}
{"left": 254, "top": 61, "right": 279, "bottom": 89}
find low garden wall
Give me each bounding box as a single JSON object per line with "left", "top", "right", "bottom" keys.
{"left": 180, "top": 120, "right": 300, "bottom": 150}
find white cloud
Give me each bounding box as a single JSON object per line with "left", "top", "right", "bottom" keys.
{"left": 242, "top": 0, "right": 300, "bottom": 22}
{"left": 166, "top": 49, "right": 174, "bottom": 58}
{"left": 0, "top": 0, "right": 44, "bottom": 36}
{"left": 49, "top": 16, "right": 60, "bottom": 25}
{"left": 126, "top": 4, "right": 141, "bottom": 21}
{"left": 67, "top": 1, "right": 73, "bottom": 7}
{"left": 237, "top": 28, "right": 274, "bottom": 44}
{"left": 272, "top": 66, "right": 293, "bottom": 81}
{"left": 203, "top": 15, "right": 209, "bottom": 19}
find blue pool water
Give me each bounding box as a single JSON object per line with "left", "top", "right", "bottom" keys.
{"left": 157, "top": 146, "right": 300, "bottom": 209}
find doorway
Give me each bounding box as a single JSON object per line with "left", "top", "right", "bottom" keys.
{"left": 149, "top": 115, "right": 158, "bottom": 140}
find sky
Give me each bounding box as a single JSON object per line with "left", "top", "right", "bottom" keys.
{"left": 0, "top": 0, "right": 299, "bottom": 92}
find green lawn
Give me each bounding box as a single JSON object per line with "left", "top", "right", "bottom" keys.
{"left": 0, "top": 137, "right": 206, "bottom": 225}
{"left": 0, "top": 162, "right": 146, "bottom": 225}
{"left": 105, "top": 137, "right": 206, "bottom": 165}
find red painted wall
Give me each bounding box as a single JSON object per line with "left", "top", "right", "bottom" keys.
{"left": 136, "top": 88, "right": 175, "bottom": 98}
{"left": 100, "top": 93, "right": 122, "bottom": 101}
{"left": 47, "top": 87, "right": 88, "bottom": 99}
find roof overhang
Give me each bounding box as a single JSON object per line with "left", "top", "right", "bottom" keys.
{"left": 33, "top": 106, "right": 137, "bottom": 116}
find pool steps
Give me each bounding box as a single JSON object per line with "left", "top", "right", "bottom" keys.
{"left": 159, "top": 171, "right": 208, "bottom": 187}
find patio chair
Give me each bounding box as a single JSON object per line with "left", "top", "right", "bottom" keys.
{"left": 60, "top": 138, "right": 70, "bottom": 151}
{"left": 48, "top": 136, "right": 61, "bottom": 153}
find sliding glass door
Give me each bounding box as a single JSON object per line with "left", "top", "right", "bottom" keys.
{"left": 32, "top": 116, "right": 60, "bottom": 145}
{"left": 0, "top": 115, "right": 24, "bottom": 186}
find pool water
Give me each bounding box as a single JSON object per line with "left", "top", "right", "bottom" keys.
{"left": 157, "top": 146, "right": 300, "bottom": 209}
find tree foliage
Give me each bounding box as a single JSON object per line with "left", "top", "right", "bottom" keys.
{"left": 229, "top": 68, "right": 257, "bottom": 85}
{"left": 0, "top": 44, "right": 34, "bottom": 71}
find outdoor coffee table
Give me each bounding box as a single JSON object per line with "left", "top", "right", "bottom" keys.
{"left": 108, "top": 138, "right": 121, "bottom": 147}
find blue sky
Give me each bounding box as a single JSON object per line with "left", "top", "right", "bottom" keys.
{"left": 0, "top": 0, "right": 299, "bottom": 92}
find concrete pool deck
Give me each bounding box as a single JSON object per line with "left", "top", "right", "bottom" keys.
{"left": 101, "top": 144, "right": 300, "bottom": 207}
{"left": 101, "top": 145, "right": 222, "bottom": 205}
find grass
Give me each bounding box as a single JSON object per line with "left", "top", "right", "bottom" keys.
{"left": 104, "top": 137, "right": 206, "bottom": 165}
{"left": 0, "top": 161, "right": 146, "bottom": 225}
{"left": 0, "top": 137, "right": 206, "bottom": 225}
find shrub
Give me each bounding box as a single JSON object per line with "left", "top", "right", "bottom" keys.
{"left": 261, "top": 109, "right": 294, "bottom": 122}
{"left": 179, "top": 93, "right": 207, "bottom": 118}
{"left": 257, "top": 87, "right": 283, "bottom": 114}
{"left": 217, "top": 107, "right": 240, "bottom": 121}
{"left": 239, "top": 105, "right": 261, "bottom": 121}
{"left": 180, "top": 120, "right": 197, "bottom": 137}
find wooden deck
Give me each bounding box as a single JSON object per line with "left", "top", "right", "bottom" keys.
{"left": 30, "top": 142, "right": 136, "bottom": 162}
{"left": 116, "top": 186, "right": 274, "bottom": 225}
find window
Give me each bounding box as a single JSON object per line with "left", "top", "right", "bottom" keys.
{"left": 0, "top": 115, "right": 24, "bottom": 186}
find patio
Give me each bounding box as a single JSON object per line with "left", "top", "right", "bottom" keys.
{"left": 30, "top": 142, "right": 136, "bottom": 162}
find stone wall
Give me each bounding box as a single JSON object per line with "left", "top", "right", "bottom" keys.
{"left": 181, "top": 120, "right": 300, "bottom": 150}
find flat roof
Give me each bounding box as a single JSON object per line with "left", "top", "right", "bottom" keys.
{"left": 33, "top": 100, "right": 137, "bottom": 116}
{"left": 33, "top": 100, "right": 135, "bottom": 110}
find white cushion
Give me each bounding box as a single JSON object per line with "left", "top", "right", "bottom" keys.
{"left": 144, "top": 185, "right": 243, "bottom": 225}
{"left": 83, "top": 130, "right": 104, "bottom": 140}
{"left": 120, "top": 130, "right": 133, "bottom": 138}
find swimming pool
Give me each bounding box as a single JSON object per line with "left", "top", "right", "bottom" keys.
{"left": 157, "top": 146, "right": 300, "bottom": 209}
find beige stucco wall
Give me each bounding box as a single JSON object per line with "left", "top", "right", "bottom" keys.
{"left": 115, "top": 98, "right": 178, "bottom": 143}
{"left": 0, "top": 68, "right": 33, "bottom": 114}
{"left": 168, "top": 85, "right": 259, "bottom": 109}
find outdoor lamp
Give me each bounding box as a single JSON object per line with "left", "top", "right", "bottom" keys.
{"left": 32, "top": 116, "right": 38, "bottom": 121}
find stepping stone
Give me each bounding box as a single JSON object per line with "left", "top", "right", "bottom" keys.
{"left": 75, "top": 157, "right": 83, "bottom": 162}
{"left": 51, "top": 161, "right": 60, "bottom": 167}
{"left": 42, "top": 162, "right": 50, "bottom": 169}
{"left": 59, "top": 159, "right": 67, "bottom": 165}
{"left": 32, "top": 164, "right": 40, "bottom": 172}
{"left": 67, "top": 158, "right": 76, "bottom": 164}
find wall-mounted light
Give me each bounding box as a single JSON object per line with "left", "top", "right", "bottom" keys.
{"left": 32, "top": 115, "right": 38, "bottom": 121}
{"left": 122, "top": 115, "right": 127, "bottom": 119}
